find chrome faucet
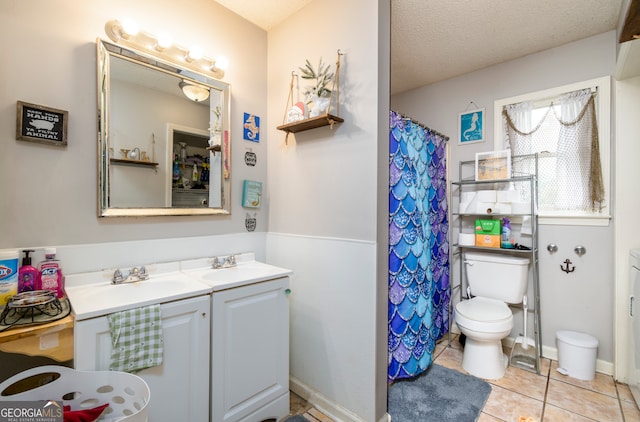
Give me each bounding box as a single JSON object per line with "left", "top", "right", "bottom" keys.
{"left": 112, "top": 266, "right": 150, "bottom": 284}
{"left": 211, "top": 254, "right": 237, "bottom": 269}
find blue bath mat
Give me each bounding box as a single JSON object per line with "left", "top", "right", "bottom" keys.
{"left": 388, "top": 363, "right": 491, "bottom": 422}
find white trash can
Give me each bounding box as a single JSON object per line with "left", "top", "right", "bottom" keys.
{"left": 556, "top": 330, "right": 598, "bottom": 381}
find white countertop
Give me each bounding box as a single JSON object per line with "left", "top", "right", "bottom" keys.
{"left": 180, "top": 253, "right": 293, "bottom": 291}
{"left": 65, "top": 262, "right": 213, "bottom": 321}
{"left": 65, "top": 254, "right": 292, "bottom": 320}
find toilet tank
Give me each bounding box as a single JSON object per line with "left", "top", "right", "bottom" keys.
{"left": 464, "top": 252, "right": 530, "bottom": 303}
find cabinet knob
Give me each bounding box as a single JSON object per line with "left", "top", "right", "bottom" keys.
{"left": 547, "top": 243, "right": 558, "bottom": 253}
{"left": 285, "top": 288, "right": 291, "bottom": 295}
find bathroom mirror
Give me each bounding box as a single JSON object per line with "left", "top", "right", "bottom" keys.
{"left": 97, "top": 39, "right": 231, "bottom": 217}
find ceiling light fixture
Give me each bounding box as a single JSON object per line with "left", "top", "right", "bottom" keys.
{"left": 179, "top": 81, "right": 210, "bottom": 102}
{"left": 104, "top": 19, "right": 227, "bottom": 80}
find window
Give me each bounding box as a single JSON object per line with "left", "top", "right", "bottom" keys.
{"left": 494, "top": 76, "right": 611, "bottom": 226}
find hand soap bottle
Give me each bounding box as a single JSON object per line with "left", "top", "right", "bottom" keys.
{"left": 37, "top": 248, "right": 65, "bottom": 298}
{"left": 18, "top": 249, "right": 37, "bottom": 293}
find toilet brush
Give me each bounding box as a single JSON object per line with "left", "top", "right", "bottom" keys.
{"left": 521, "top": 295, "right": 529, "bottom": 350}
{"left": 510, "top": 295, "right": 536, "bottom": 369}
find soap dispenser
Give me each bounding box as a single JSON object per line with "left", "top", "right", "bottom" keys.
{"left": 18, "top": 249, "right": 37, "bottom": 293}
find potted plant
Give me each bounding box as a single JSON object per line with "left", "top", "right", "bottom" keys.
{"left": 299, "top": 58, "right": 334, "bottom": 117}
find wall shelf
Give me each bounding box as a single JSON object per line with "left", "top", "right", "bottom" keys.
{"left": 110, "top": 158, "right": 158, "bottom": 168}
{"left": 276, "top": 113, "right": 344, "bottom": 134}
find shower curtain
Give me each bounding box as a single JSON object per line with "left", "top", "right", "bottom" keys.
{"left": 388, "top": 110, "right": 449, "bottom": 382}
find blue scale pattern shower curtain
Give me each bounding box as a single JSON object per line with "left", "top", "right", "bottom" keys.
{"left": 388, "top": 110, "right": 449, "bottom": 382}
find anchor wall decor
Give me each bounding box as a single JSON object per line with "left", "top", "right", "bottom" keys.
{"left": 561, "top": 258, "right": 575, "bottom": 273}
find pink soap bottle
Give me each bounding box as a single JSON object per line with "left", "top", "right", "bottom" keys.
{"left": 18, "top": 249, "right": 38, "bottom": 293}
{"left": 37, "top": 248, "right": 65, "bottom": 298}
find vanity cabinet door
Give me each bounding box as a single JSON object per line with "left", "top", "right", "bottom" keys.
{"left": 212, "top": 277, "right": 290, "bottom": 422}
{"left": 74, "top": 295, "right": 211, "bottom": 422}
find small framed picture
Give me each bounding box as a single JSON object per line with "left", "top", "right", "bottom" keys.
{"left": 475, "top": 150, "right": 511, "bottom": 181}
{"left": 16, "top": 101, "right": 68, "bottom": 147}
{"left": 243, "top": 112, "right": 260, "bottom": 142}
{"left": 458, "top": 107, "right": 484, "bottom": 145}
{"left": 242, "top": 180, "right": 262, "bottom": 208}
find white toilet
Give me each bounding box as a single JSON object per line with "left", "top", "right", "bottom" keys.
{"left": 454, "top": 252, "right": 530, "bottom": 379}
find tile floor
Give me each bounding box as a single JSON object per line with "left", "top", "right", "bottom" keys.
{"left": 289, "top": 334, "right": 640, "bottom": 421}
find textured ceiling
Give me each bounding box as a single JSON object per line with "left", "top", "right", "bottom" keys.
{"left": 215, "top": 0, "right": 623, "bottom": 94}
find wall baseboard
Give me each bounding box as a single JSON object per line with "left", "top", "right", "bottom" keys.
{"left": 432, "top": 324, "right": 614, "bottom": 376}
{"left": 290, "top": 377, "right": 367, "bottom": 422}
{"left": 502, "top": 336, "right": 614, "bottom": 376}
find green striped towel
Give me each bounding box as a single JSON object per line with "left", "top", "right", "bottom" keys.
{"left": 107, "top": 304, "right": 164, "bottom": 373}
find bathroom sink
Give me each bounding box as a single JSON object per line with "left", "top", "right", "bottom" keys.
{"left": 181, "top": 254, "right": 292, "bottom": 291}
{"left": 66, "top": 263, "right": 212, "bottom": 321}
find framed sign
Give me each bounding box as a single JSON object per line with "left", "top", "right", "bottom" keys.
{"left": 16, "top": 101, "right": 68, "bottom": 147}
{"left": 458, "top": 107, "right": 484, "bottom": 145}
{"left": 241, "top": 180, "right": 262, "bottom": 208}
{"left": 475, "top": 150, "right": 511, "bottom": 181}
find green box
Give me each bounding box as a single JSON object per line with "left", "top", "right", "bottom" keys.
{"left": 475, "top": 219, "right": 501, "bottom": 235}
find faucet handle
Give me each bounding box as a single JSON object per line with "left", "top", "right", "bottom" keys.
{"left": 227, "top": 254, "right": 236, "bottom": 266}
{"left": 113, "top": 269, "right": 124, "bottom": 284}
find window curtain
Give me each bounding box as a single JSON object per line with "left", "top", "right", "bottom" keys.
{"left": 503, "top": 89, "right": 604, "bottom": 212}
{"left": 388, "top": 110, "right": 449, "bottom": 382}
{"left": 556, "top": 89, "right": 604, "bottom": 211}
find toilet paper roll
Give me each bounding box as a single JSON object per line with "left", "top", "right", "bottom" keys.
{"left": 461, "top": 192, "right": 477, "bottom": 203}
{"left": 494, "top": 202, "right": 512, "bottom": 214}
{"left": 496, "top": 190, "right": 521, "bottom": 203}
{"left": 475, "top": 202, "right": 496, "bottom": 214}
{"left": 496, "top": 191, "right": 510, "bottom": 203}
{"left": 458, "top": 233, "right": 475, "bottom": 246}
{"left": 476, "top": 190, "right": 497, "bottom": 202}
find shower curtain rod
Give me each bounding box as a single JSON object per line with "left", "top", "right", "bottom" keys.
{"left": 399, "top": 113, "right": 449, "bottom": 142}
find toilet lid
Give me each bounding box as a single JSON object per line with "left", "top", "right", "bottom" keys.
{"left": 456, "top": 297, "right": 511, "bottom": 322}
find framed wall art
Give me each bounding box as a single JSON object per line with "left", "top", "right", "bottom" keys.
{"left": 458, "top": 107, "right": 484, "bottom": 145}
{"left": 475, "top": 150, "right": 511, "bottom": 181}
{"left": 241, "top": 180, "right": 262, "bottom": 208}
{"left": 243, "top": 112, "right": 260, "bottom": 142}
{"left": 16, "top": 101, "right": 68, "bottom": 147}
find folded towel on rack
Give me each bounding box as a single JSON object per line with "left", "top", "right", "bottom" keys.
{"left": 107, "top": 304, "right": 163, "bottom": 373}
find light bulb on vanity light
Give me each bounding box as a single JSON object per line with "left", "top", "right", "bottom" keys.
{"left": 155, "top": 32, "right": 173, "bottom": 51}
{"left": 212, "top": 56, "right": 229, "bottom": 71}
{"left": 186, "top": 46, "right": 203, "bottom": 62}
{"left": 121, "top": 18, "right": 139, "bottom": 38}
{"left": 105, "top": 18, "right": 139, "bottom": 42}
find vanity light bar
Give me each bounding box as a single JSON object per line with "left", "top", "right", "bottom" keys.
{"left": 104, "top": 19, "right": 228, "bottom": 80}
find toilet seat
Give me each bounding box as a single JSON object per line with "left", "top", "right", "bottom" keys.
{"left": 455, "top": 297, "right": 512, "bottom": 332}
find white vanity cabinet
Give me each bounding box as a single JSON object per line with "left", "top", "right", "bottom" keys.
{"left": 211, "top": 276, "right": 290, "bottom": 422}
{"left": 74, "top": 295, "right": 211, "bottom": 422}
